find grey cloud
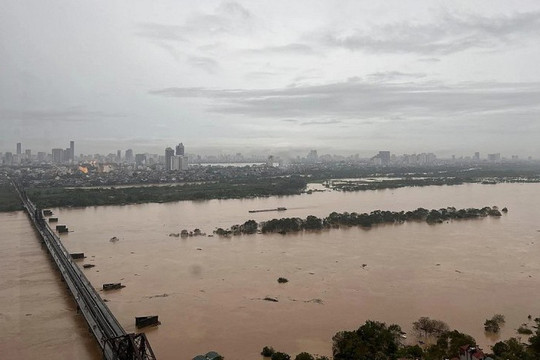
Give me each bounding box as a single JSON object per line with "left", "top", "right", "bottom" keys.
{"left": 321, "top": 11, "right": 540, "bottom": 54}
{"left": 245, "top": 43, "right": 316, "bottom": 55}
{"left": 153, "top": 41, "right": 183, "bottom": 62}
{"left": 149, "top": 79, "right": 540, "bottom": 121}
{"left": 418, "top": 57, "right": 441, "bottom": 63}
{"left": 301, "top": 119, "right": 342, "bottom": 126}
{"left": 366, "top": 71, "right": 426, "bottom": 82}
{"left": 136, "top": 3, "right": 252, "bottom": 65}
{"left": 1, "top": 107, "right": 125, "bottom": 124}
{"left": 188, "top": 56, "right": 220, "bottom": 73}
{"left": 137, "top": 2, "right": 253, "bottom": 42}
{"left": 245, "top": 71, "right": 278, "bottom": 79}
{"left": 135, "top": 23, "right": 187, "bottom": 42}
{"left": 217, "top": 2, "right": 252, "bottom": 20}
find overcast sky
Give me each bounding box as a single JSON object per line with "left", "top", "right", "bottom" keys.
{"left": 1, "top": 0, "right": 540, "bottom": 157}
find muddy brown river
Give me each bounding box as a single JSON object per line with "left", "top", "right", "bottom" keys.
{"left": 1, "top": 183, "right": 539, "bottom": 359}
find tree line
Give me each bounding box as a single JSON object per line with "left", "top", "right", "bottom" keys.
{"left": 24, "top": 176, "right": 307, "bottom": 209}
{"left": 259, "top": 316, "right": 540, "bottom": 360}
{"left": 214, "top": 206, "right": 505, "bottom": 236}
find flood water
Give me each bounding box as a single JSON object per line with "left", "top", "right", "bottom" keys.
{"left": 2, "top": 183, "right": 540, "bottom": 359}
{"left": 0, "top": 212, "right": 100, "bottom": 359}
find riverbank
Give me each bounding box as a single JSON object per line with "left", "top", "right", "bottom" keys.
{"left": 23, "top": 176, "right": 307, "bottom": 209}
{"left": 0, "top": 181, "right": 23, "bottom": 212}
{"left": 4, "top": 162, "right": 540, "bottom": 211}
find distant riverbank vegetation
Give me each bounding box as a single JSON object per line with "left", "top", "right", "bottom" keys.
{"left": 0, "top": 180, "right": 23, "bottom": 211}
{"left": 323, "top": 177, "right": 465, "bottom": 192}
{"left": 302, "top": 163, "right": 540, "bottom": 184}
{"left": 24, "top": 176, "right": 307, "bottom": 209}
{"left": 214, "top": 206, "right": 505, "bottom": 236}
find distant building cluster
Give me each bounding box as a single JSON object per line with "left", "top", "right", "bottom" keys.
{"left": 366, "top": 150, "right": 525, "bottom": 166}
{"left": 1, "top": 141, "right": 75, "bottom": 166}
{"left": 370, "top": 150, "right": 437, "bottom": 166}
{"left": 371, "top": 151, "right": 391, "bottom": 165}
{"left": 0, "top": 140, "right": 190, "bottom": 172}
{"left": 0, "top": 141, "right": 534, "bottom": 168}
{"left": 164, "top": 142, "right": 188, "bottom": 171}
{"left": 306, "top": 149, "right": 318, "bottom": 163}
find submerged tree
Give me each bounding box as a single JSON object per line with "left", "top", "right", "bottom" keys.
{"left": 485, "top": 314, "right": 506, "bottom": 333}
{"left": 412, "top": 317, "right": 450, "bottom": 338}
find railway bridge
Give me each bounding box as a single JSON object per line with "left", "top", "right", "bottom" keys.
{"left": 12, "top": 180, "right": 156, "bottom": 360}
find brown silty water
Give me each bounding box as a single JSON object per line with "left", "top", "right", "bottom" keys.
{"left": 2, "top": 183, "right": 540, "bottom": 359}
{"left": 0, "top": 211, "right": 101, "bottom": 360}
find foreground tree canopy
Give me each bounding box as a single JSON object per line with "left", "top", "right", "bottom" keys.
{"left": 262, "top": 316, "right": 540, "bottom": 360}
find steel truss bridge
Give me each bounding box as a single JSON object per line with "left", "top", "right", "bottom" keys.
{"left": 11, "top": 180, "right": 156, "bottom": 360}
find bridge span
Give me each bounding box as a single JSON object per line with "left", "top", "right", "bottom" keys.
{"left": 12, "top": 180, "right": 156, "bottom": 360}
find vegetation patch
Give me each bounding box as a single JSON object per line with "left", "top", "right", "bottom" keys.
{"left": 0, "top": 180, "right": 23, "bottom": 212}
{"left": 25, "top": 176, "right": 307, "bottom": 209}
{"left": 261, "top": 346, "right": 275, "bottom": 357}
{"left": 485, "top": 314, "right": 506, "bottom": 333}
{"left": 261, "top": 315, "right": 540, "bottom": 360}
{"left": 518, "top": 325, "right": 534, "bottom": 335}
{"left": 215, "top": 206, "right": 505, "bottom": 236}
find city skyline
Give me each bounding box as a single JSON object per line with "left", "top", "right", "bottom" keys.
{"left": 1, "top": 139, "right": 532, "bottom": 165}
{"left": 1, "top": 1, "right": 540, "bottom": 157}
{"left": 1, "top": 138, "right": 537, "bottom": 160}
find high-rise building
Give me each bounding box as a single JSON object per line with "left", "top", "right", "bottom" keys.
{"left": 306, "top": 150, "right": 318, "bottom": 163}
{"left": 52, "top": 148, "right": 64, "bottom": 163}
{"left": 176, "top": 143, "right": 185, "bottom": 156}
{"left": 171, "top": 155, "right": 189, "bottom": 170}
{"left": 378, "top": 151, "right": 391, "bottom": 165}
{"left": 267, "top": 155, "right": 275, "bottom": 167}
{"left": 16, "top": 143, "right": 21, "bottom": 155}
{"left": 426, "top": 153, "right": 437, "bottom": 164}
{"left": 474, "top": 152, "right": 480, "bottom": 160}
{"left": 165, "top": 147, "right": 175, "bottom": 170}
{"left": 135, "top": 154, "right": 146, "bottom": 166}
{"left": 125, "top": 149, "right": 134, "bottom": 163}
{"left": 70, "top": 141, "right": 75, "bottom": 162}
{"left": 117, "top": 150, "right": 121, "bottom": 162}
{"left": 37, "top": 152, "right": 46, "bottom": 162}
{"left": 4, "top": 152, "right": 13, "bottom": 165}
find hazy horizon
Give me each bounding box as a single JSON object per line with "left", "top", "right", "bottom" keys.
{"left": 2, "top": 1, "right": 540, "bottom": 157}
{"left": 0, "top": 141, "right": 534, "bottom": 161}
